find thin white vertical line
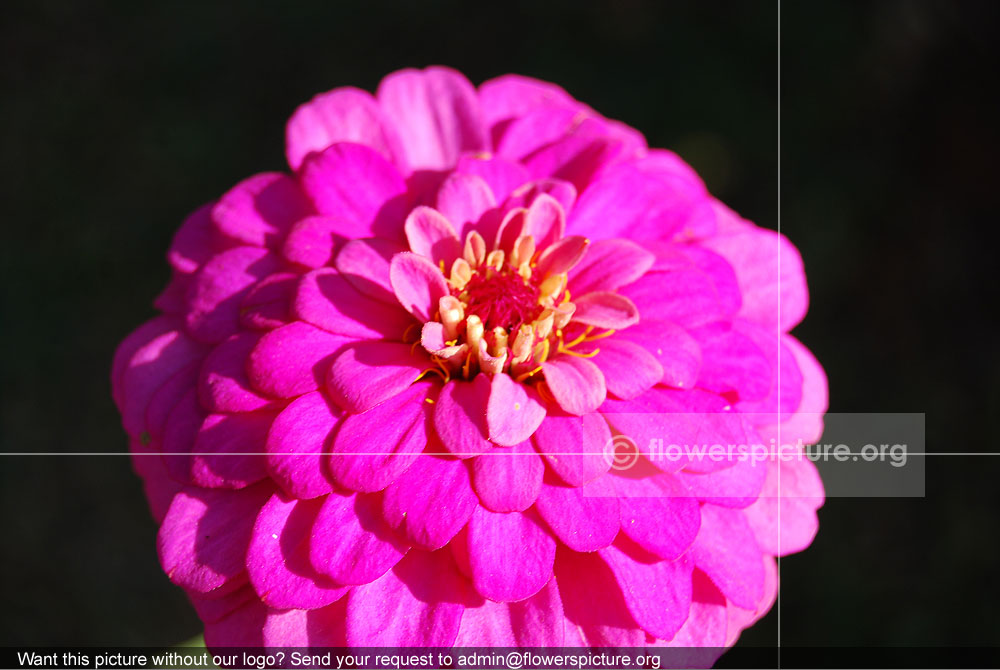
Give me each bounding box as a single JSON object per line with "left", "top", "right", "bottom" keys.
{"left": 776, "top": 0, "right": 783, "bottom": 667}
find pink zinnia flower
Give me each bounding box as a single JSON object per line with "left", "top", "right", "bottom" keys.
{"left": 112, "top": 67, "right": 826, "bottom": 651}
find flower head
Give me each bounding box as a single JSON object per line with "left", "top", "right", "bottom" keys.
{"left": 113, "top": 67, "right": 826, "bottom": 651}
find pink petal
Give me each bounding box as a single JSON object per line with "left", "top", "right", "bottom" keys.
{"left": 532, "top": 411, "right": 612, "bottom": 486}
{"left": 522, "top": 127, "right": 628, "bottom": 192}
{"left": 294, "top": 267, "right": 413, "bottom": 339}
{"left": 756, "top": 334, "right": 828, "bottom": 446}
{"left": 523, "top": 193, "right": 565, "bottom": 251}
{"left": 486, "top": 373, "right": 547, "bottom": 446}
{"left": 247, "top": 493, "right": 349, "bottom": 609}
{"left": 702, "top": 223, "right": 809, "bottom": 332}
{"left": 404, "top": 206, "right": 462, "bottom": 267}
{"left": 435, "top": 375, "right": 493, "bottom": 457}
{"left": 478, "top": 74, "right": 577, "bottom": 132}
{"left": 329, "top": 382, "right": 431, "bottom": 492}
{"left": 435, "top": 173, "right": 497, "bottom": 233}
{"left": 677, "top": 455, "right": 768, "bottom": 508}
{"left": 299, "top": 142, "right": 408, "bottom": 239}
{"left": 212, "top": 173, "right": 313, "bottom": 249}
{"left": 618, "top": 267, "right": 725, "bottom": 329}
{"left": 247, "top": 320, "right": 349, "bottom": 399}
{"left": 509, "top": 578, "right": 566, "bottom": 646}
{"left": 265, "top": 391, "right": 340, "bottom": 500}
{"left": 190, "top": 410, "right": 273, "bottom": 489}
{"left": 535, "top": 235, "right": 589, "bottom": 277}
{"left": 454, "top": 599, "right": 517, "bottom": 646}
{"left": 555, "top": 547, "right": 645, "bottom": 646}
{"left": 326, "top": 340, "right": 426, "bottom": 414}
{"left": 568, "top": 239, "right": 656, "bottom": 295}
{"left": 345, "top": 548, "right": 474, "bottom": 646}
{"left": 471, "top": 440, "right": 544, "bottom": 512}
{"left": 586, "top": 339, "right": 662, "bottom": 400}
{"left": 496, "top": 106, "right": 583, "bottom": 161}
{"left": 310, "top": 491, "right": 409, "bottom": 585}
{"left": 504, "top": 178, "right": 578, "bottom": 215}
{"left": 197, "top": 332, "right": 273, "bottom": 413}
{"left": 467, "top": 507, "right": 556, "bottom": 602}
{"left": 285, "top": 86, "right": 404, "bottom": 171}
{"left": 693, "top": 323, "right": 772, "bottom": 402}
{"left": 119, "top": 318, "right": 207, "bottom": 439}
{"left": 186, "top": 584, "right": 256, "bottom": 625}
{"left": 157, "top": 482, "right": 272, "bottom": 594}
{"left": 659, "top": 569, "right": 728, "bottom": 649}
{"left": 571, "top": 292, "right": 640, "bottom": 330}
{"left": 112, "top": 316, "right": 178, "bottom": 411}
{"left": 281, "top": 215, "right": 352, "bottom": 269}
{"left": 389, "top": 251, "right": 451, "bottom": 322}
{"left": 185, "top": 246, "right": 280, "bottom": 343}
{"left": 615, "top": 473, "right": 701, "bottom": 560}
{"left": 238, "top": 272, "right": 297, "bottom": 330}
{"left": 144, "top": 360, "right": 199, "bottom": 447}
{"left": 743, "top": 452, "right": 824, "bottom": 556}
{"left": 204, "top": 600, "right": 266, "bottom": 648}
{"left": 541, "top": 356, "right": 606, "bottom": 415}
{"left": 456, "top": 155, "right": 530, "bottom": 203}
{"left": 334, "top": 237, "right": 408, "bottom": 305}
{"left": 725, "top": 555, "right": 779, "bottom": 646}
{"left": 160, "top": 389, "right": 203, "bottom": 484}
{"left": 689, "top": 504, "right": 765, "bottom": 609}
{"left": 534, "top": 473, "right": 619, "bottom": 552}
{"left": 382, "top": 453, "right": 479, "bottom": 550}
{"left": 616, "top": 319, "right": 702, "bottom": 389}
{"left": 733, "top": 319, "right": 803, "bottom": 417}
{"left": 376, "top": 66, "right": 488, "bottom": 171}
{"left": 599, "top": 538, "right": 693, "bottom": 640}
{"left": 167, "top": 202, "right": 220, "bottom": 274}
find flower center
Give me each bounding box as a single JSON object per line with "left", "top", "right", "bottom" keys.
{"left": 419, "top": 228, "right": 608, "bottom": 384}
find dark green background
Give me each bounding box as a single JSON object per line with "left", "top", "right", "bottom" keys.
{"left": 2, "top": 0, "right": 997, "bottom": 657}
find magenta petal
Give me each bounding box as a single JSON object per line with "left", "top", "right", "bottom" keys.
{"left": 334, "top": 237, "right": 408, "bottom": 305}
{"left": 568, "top": 239, "right": 655, "bottom": 295}
{"left": 247, "top": 493, "right": 348, "bottom": 609}
{"left": 508, "top": 578, "right": 566, "bottom": 646}
{"left": 743, "top": 454, "right": 824, "bottom": 556}
{"left": 382, "top": 453, "right": 478, "bottom": 550}
{"left": 616, "top": 319, "right": 702, "bottom": 389}
{"left": 532, "top": 411, "right": 612, "bottom": 486}
{"left": 505, "top": 178, "right": 578, "bottom": 216}
{"left": 435, "top": 173, "right": 498, "bottom": 232}
{"left": 265, "top": 391, "right": 340, "bottom": 499}
{"left": 310, "top": 491, "right": 409, "bottom": 585}
{"left": 478, "top": 74, "right": 577, "bottom": 131}
{"left": 756, "top": 334, "right": 828, "bottom": 446}
{"left": 693, "top": 323, "right": 772, "bottom": 402}
{"left": 145, "top": 360, "right": 199, "bottom": 447}
{"left": 299, "top": 142, "right": 408, "bottom": 237}
{"left": 571, "top": 292, "right": 640, "bottom": 330}
{"left": 161, "top": 389, "right": 203, "bottom": 484}
{"left": 345, "top": 548, "right": 474, "bottom": 646}
{"left": 660, "top": 569, "right": 728, "bottom": 649}
{"left": 454, "top": 599, "right": 517, "bottom": 646}
{"left": 376, "top": 66, "right": 488, "bottom": 171}
{"left": 471, "top": 441, "right": 544, "bottom": 512}
{"left": 467, "top": 507, "right": 556, "bottom": 602}
{"left": 204, "top": 600, "right": 267, "bottom": 648}
{"left": 212, "top": 173, "right": 313, "bottom": 249}
{"left": 677, "top": 454, "right": 768, "bottom": 508}
{"left": 286, "top": 86, "right": 403, "bottom": 171}
{"left": 599, "top": 538, "right": 693, "bottom": 641}
{"left": 238, "top": 272, "right": 297, "bottom": 331}
{"left": 615, "top": 473, "right": 701, "bottom": 560}
{"left": 247, "top": 320, "right": 349, "bottom": 399}
{"left": 541, "top": 356, "right": 606, "bottom": 415}
{"left": 185, "top": 246, "right": 280, "bottom": 343}
{"left": 389, "top": 251, "right": 450, "bottom": 322}
{"left": 190, "top": 410, "right": 273, "bottom": 489}
{"left": 326, "top": 340, "right": 426, "bottom": 414}
{"left": 486, "top": 373, "right": 547, "bottom": 446}
{"left": 618, "top": 268, "right": 724, "bottom": 329}
{"left": 535, "top": 473, "right": 619, "bottom": 552}
{"left": 198, "top": 332, "right": 272, "bottom": 413}
{"left": 689, "top": 504, "right": 765, "bottom": 609}
{"left": 555, "top": 547, "right": 645, "bottom": 646}
{"left": 455, "top": 155, "right": 529, "bottom": 204}
{"left": 522, "top": 193, "right": 565, "bottom": 250}
{"left": 587, "top": 339, "right": 662, "bottom": 400}
{"left": 281, "top": 215, "right": 350, "bottom": 269}
{"left": 112, "top": 315, "right": 178, "bottom": 411}
{"left": 167, "top": 202, "right": 219, "bottom": 274}
{"left": 157, "top": 482, "right": 272, "bottom": 594}
{"left": 186, "top": 585, "right": 256, "bottom": 625}
{"left": 435, "top": 375, "right": 493, "bottom": 457}
{"left": 404, "top": 206, "right": 462, "bottom": 267}
{"left": 535, "top": 235, "right": 589, "bottom": 277}
{"left": 329, "top": 382, "right": 431, "bottom": 492}
{"left": 120, "top": 320, "right": 206, "bottom": 438}
{"left": 295, "top": 267, "right": 414, "bottom": 340}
